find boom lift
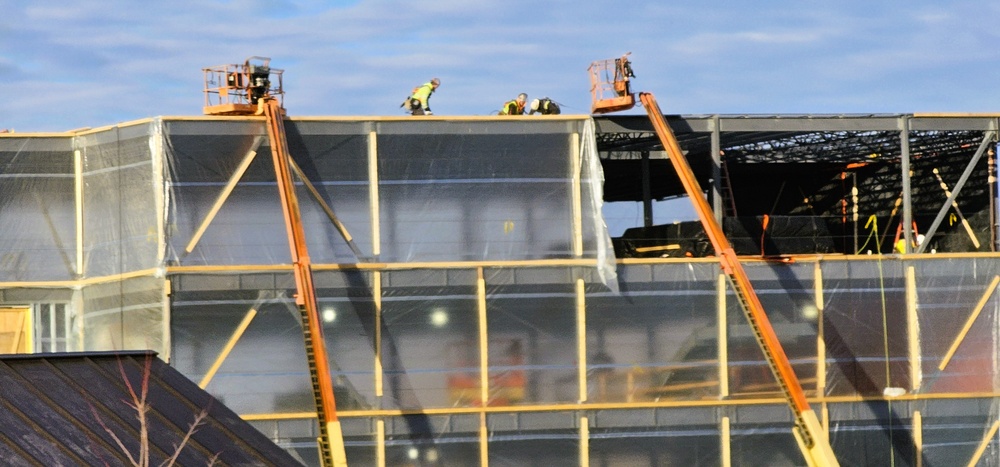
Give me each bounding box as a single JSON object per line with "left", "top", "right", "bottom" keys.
{"left": 589, "top": 55, "right": 839, "bottom": 467}
{"left": 203, "top": 57, "right": 348, "bottom": 467}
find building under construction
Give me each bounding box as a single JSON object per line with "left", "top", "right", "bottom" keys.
{"left": 0, "top": 57, "right": 999, "bottom": 466}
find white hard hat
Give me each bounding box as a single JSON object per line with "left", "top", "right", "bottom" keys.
{"left": 530, "top": 99, "right": 540, "bottom": 111}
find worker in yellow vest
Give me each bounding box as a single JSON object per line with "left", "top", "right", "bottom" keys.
{"left": 402, "top": 78, "right": 440, "bottom": 115}
{"left": 499, "top": 93, "right": 528, "bottom": 115}
{"left": 529, "top": 98, "right": 561, "bottom": 115}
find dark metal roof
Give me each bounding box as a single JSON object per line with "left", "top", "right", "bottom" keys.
{"left": 0, "top": 350, "right": 302, "bottom": 466}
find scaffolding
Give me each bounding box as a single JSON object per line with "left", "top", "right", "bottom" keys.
{"left": 0, "top": 115, "right": 999, "bottom": 466}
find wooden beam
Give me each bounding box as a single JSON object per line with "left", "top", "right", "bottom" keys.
{"left": 939, "top": 275, "right": 1000, "bottom": 371}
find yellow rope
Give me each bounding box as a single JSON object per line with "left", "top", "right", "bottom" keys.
{"left": 863, "top": 215, "right": 897, "bottom": 466}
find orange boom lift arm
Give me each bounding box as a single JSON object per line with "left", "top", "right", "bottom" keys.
{"left": 589, "top": 54, "right": 839, "bottom": 467}
{"left": 203, "top": 57, "right": 347, "bottom": 467}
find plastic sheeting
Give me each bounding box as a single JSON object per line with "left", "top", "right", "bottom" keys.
{"left": 3, "top": 118, "right": 1000, "bottom": 466}
{"left": 163, "top": 117, "right": 614, "bottom": 270}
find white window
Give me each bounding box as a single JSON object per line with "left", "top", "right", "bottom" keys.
{"left": 35, "top": 303, "right": 71, "bottom": 353}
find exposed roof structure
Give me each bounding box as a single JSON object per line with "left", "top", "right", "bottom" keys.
{"left": 596, "top": 113, "right": 998, "bottom": 255}
{"left": 0, "top": 351, "right": 302, "bottom": 466}
{"left": 596, "top": 113, "right": 995, "bottom": 209}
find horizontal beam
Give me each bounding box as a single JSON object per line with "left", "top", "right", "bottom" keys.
{"left": 595, "top": 114, "right": 998, "bottom": 134}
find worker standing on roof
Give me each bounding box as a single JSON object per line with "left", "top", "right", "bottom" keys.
{"left": 403, "top": 78, "right": 440, "bottom": 116}
{"left": 528, "top": 98, "right": 561, "bottom": 115}
{"left": 499, "top": 93, "right": 528, "bottom": 115}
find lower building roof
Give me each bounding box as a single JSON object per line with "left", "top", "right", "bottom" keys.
{"left": 0, "top": 350, "right": 303, "bottom": 466}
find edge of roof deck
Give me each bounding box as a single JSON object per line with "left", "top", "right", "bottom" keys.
{"left": 4, "top": 112, "right": 998, "bottom": 138}
{"left": 0, "top": 114, "right": 596, "bottom": 137}
{"left": 594, "top": 112, "right": 1000, "bottom": 133}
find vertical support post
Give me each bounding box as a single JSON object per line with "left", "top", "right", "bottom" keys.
{"left": 571, "top": 132, "right": 583, "bottom": 257}
{"left": 822, "top": 405, "right": 830, "bottom": 440}
{"left": 711, "top": 115, "right": 722, "bottom": 223}
{"left": 913, "top": 410, "right": 922, "bottom": 467}
{"left": 717, "top": 273, "right": 729, "bottom": 397}
{"left": 368, "top": 130, "right": 380, "bottom": 259}
{"left": 990, "top": 140, "right": 998, "bottom": 251}
{"left": 991, "top": 119, "right": 998, "bottom": 253}
{"left": 815, "top": 261, "right": 826, "bottom": 396}
{"left": 479, "top": 413, "right": 489, "bottom": 467}
{"left": 156, "top": 121, "right": 171, "bottom": 362}
{"left": 815, "top": 260, "right": 830, "bottom": 439}
{"left": 72, "top": 289, "right": 85, "bottom": 351}
{"left": 150, "top": 119, "right": 166, "bottom": 265}
{"left": 852, "top": 173, "right": 859, "bottom": 254}
{"left": 579, "top": 415, "right": 590, "bottom": 467}
{"left": 721, "top": 416, "right": 732, "bottom": 467}
{"left": 900, "top": 116, "right": 913, "bottom": 253}
{"left": 477, "top": 267, "right": 489, "bottom": 406}
{"left": 577, "top": 277, "right": 587, "bottom": 402}
{"left": 906, "top": 266, "right": 921, "bottom": 391}
{"left": 477, "top": 267, "right": 489, "bottom": 466}
{"left": 371, "top": 128, "right": 384, "bottom": 408}
{"left": 73, "top": 146, "right": 86, "bottom": 350}
{"left": 376, "top": 419, "right": 386, "bottom": 467}
{"left": 374, "top": 271, "right": 383, "bottom": 397}
{"left": 74, "top": 149, "right": 84, "bottom": 277}
{"left": 162, "top": 279, "right": 172, "bottom": 362}
{"left": 642, "top": 150, "right": 652, "bottom": 227}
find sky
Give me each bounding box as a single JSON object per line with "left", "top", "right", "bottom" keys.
{"left": 3, "top": 0, "right": 1000, "bottom": 231}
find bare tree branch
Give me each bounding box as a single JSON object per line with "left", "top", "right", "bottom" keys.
{"left": 96, "top": 354, "right": 220, "bottom": 467}
{"left": 159, "top": 408, "right": 209, "bottom": 467}
{"left": 90, "top": 404, "right": 140, "bottom": 467}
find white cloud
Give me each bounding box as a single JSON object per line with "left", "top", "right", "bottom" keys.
{"left": 3, "top": 0, "right": 1000, "bottom": 131}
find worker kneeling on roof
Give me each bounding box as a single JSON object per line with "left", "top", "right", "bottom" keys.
{"left": 529, "top": 98, "right": 561, "bottom": 115}
{"left": 499, "top": 93, "right": 528, "bottom": 115}
{"left": 402, "top": 78, "right": 440, "bottom": 116}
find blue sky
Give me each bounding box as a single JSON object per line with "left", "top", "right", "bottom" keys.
{"left": 3, "top": 0, "right": 999, "bottom": 231}
{"left": 4, "top": 0, "right": 1000, "bottom": 132}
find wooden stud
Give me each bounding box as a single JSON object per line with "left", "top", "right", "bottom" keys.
{"left": 906, "top": 266, "right": 921, "bottom": 390}
{"left": 940, "top": 275, "right": 1000, "bottom": 371}
{"left": 184, "top": 149, "right": 259, "bottom": 254}
{"left": 199, "top": 308, "right": 257, "bottom": 388}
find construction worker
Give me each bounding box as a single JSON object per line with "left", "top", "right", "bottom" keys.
{"left": 528, "top": 98, "right": 561, "bottom": 115}
{"left": 895, "top": 234, "right": 925, "bottom": 254}
{"left": 403, "top": 78, "right": 440, "bottom": 115}
{"left": 499, "top": 93, "right": 528, "bottom": 115}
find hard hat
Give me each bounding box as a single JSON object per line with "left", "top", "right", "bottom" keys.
{"left": 431, "top": 78, "right": 441, "bottom": 86}
{"left": 517, "top": 93, "right": 527, "bottom": 101}
{"left": 916, "top": 234, "right": 925, "bottom": 244}
{"left": 530, "top": 99, "right": 540, "bottom": 111}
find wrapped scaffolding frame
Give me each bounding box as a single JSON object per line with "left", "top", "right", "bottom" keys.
{"left": 0, "top": 116, "right": 999, "bottom": 465}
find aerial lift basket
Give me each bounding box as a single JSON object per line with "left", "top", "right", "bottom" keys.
{"left": 588, "top": 53, "right": 636, "bottom": 114}
{"left": 202, "top": 56, "right": 285, "bottom": 115}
